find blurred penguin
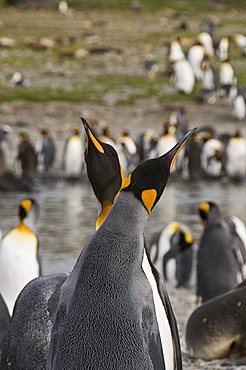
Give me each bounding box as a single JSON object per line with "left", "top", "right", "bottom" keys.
{"left": 36, "top": 129, "right": 56, "bottom": 172}
{"left": 225, "top": 130, "right": 246, "bottom": 181}
{"left": 229, "top": 84, "right": 246, "bottom": 121}
{"left": 0, "top": 198, "right": 40, "bottom": 315}
{"left": 136, "top": 129, "right": 158, "bottom": 162}
{"left": 187, "top": 42, "right": 205, "bottom": 81}
{"left": 219, "top": 59, "right": 235, "bottom": 96}
{"left": 58, "top": 0, "right": 68, "bottom": 15}
{"left": 168, "top": 36, "right": 185, "bottom": 63}
{"left": 201, "top": 138, "right": 223, "bottom": 178}
{"left": 118, "top": 130, "right": 138, "bottom": 173}
{"left": 182, "top": 132, "right": 203, "bottom": 180}
{"left": 63, "top": 127, "right": 84, "bottom": 178}
{"left": 17, "top": 132, "right": 37, "bottom": 179}
{"left": 198, "top": 31, "right": 214, "bottom": 58}
{"left": 197, "top": 201, "right": 246, "bottom": 302}
{"left": 217, "top": 36, "right": 230, "bottom": 62}
{"left": 234, "top": 33, "right": 246, "bottom": 56}
{"left": 149, "top": 222, "right": 194, "bottom": 288}
{"left": 169, "top": 58, "right": 195, "bottom": 95}
{"left": 199, "top": 60, "right": 217, "bottom": 104}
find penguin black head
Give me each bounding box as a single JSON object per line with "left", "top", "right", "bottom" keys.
{"left": 81, "top": 117, "right": 124, "bottom": 229}
{"left": 40, "top": 129, "right": 49, "bottom": 136}
{"left": 170, "top": 223, "right": 193, "bottom": 252}
{"left": 19, "top": 132, "right": 29, "bottom": 142}
{"left": 122, "top": 128, "right": 197, "bottom": 214}
{"left": 19, "top": 198, "right": 38, "bottom": 222}
{"left": 71, "top": 127, "right": 80, "bottom": 136}
{"left": 199, "top": 201, "right": 221, "bottom": 227}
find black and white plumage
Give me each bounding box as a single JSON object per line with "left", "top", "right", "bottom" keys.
{"left": 229, "top": 85, "right": 246, "bottom": 121}
{"left": 49, "top": 125, "right": 195, "bottom": 370}
{"left": 0, "top": 198, "right": 40, "bottom": 315}
{"left": 17, "top": 133, "right": 37, "bottom": 179}
{"left": 225, "top": 131, "right": 246, "bottom": 180}
{"left": 197, "top": 201, "right": 246, "bottom": 303}
{"left": 201, "top": 138, "right": 223, "bottom": 178}
{"left": 170, "top": 58, "right": 195, "bottom": 95}
{"left": 36, "top": 129, "right": 56, "bottom": 171}
{"left": 149, "top": 222, "right": 194, "bottom": 288}
{"left": 63, "top": 128, "right": 84, "bottom": 178}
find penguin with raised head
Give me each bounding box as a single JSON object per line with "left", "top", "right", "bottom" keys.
{"left": 219, "top": 59, "right": 235, "bottom": 96}
{"left": 149, "top": 221, "right": 194, "bottom": 288}
{"left": 49, "top": 124, "right": 195, "bottom": 370}
{"left": 0, "top": 198, "right": 40, "bottom": 315}
{"left": 0, "top": 120, "right": 126, "bottom": 370}
{"left": 36, "top": 129, "right": 56, "bottom": 172}
{"left": 197, "top": 201, "right": 246, "bottom": 302}
{"left": 186, "top": 282, "right": 246, "bottom": 361}
{"left": 63, "top": 127, "right": 84, "bottom": 178}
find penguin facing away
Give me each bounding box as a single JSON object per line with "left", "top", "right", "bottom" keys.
{"left": 197, "top": 201, "right": 246, "bottom": 303}
{"left": 36, "top": 129, "right": 56, "bottom": 171}
{"left": 0, "top": 198, "right": 40, "bottom": 315}
{"left": 49, "top": 124, "right": 196, "bottom": 370}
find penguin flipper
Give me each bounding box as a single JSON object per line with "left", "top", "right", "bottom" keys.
{"left": 144, "top": 249, "right": 182, "bottom": 370}
{"left": 150, "top": 261, "right": 182, "bottom": 370}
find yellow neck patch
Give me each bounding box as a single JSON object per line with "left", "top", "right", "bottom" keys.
{"left": 17, "top": 221, "right": 34, "bottom": 235}
{"left": 170, "top": 144, "right": 184, "bottom": 172}
{"left": 141, "top": 189, "right": 157, "bottom": 214}
{"left": 88, "top": 129, "right": 104, "bottom": 154}
{"left": 184, "top": 231, "right": 193, "bottom": 244}
{"left": 96, "top": 203, "right": 112, "bottom": 229}
{"left": 20, "top": 199, "right": 32, "bottom": 214}
{"left": 122, "top": 175, "right": 131, "bottom": 189}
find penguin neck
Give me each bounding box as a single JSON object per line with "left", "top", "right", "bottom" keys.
{"left": 20, "top": 213, "right": 37, "bottom": 233}
{"left": 102, "top": 191, "right": 148, "bottom": 235}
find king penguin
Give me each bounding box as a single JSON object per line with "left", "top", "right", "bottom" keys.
{"left": 149, "top": 222, "right": 194, "bottom": 288}
{"left": 0, "top": 119, "right": 127, "bottom": 370}
{"left": 48, "top": 125, "right": 196, "bottom": 370}
{"left": 63, "top": 127, "right": 84, "bottom": 178}
{"left": 0, "top": 198, "right": 40, "bottom": 315}
{"left": 36, "top": 129, "right": 56, "bottom": 172}
{"left": 197, "top": 201, "right": 246, "bottom": 302}
{"left": 186, "top": 282, "right": 246, "bottom": 361}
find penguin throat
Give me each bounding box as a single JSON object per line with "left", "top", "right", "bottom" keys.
{"left": 96, "top": 203, "right": 112, "bottom": 230}
{"left": 17, "top": 221, "right": 34, "bottom": 235}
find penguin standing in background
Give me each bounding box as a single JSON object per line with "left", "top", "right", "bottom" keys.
{"left": 217, "top": 36, "right": 230, "bottom": 61}
{"left": 219, "top": 59, "right": 235, "bottom": 96}
{"left": 119, "top": 130, "right": 138, "bottom": 173}
{"left": 0, "top": 198, "right": 40, "bottom": 315}
{"left": 182, "top": 133, "right": 203, "bottom": 180}
{"left": 136, "top": 129, "right": 159, "bottom": 162}
{"left": 199, "top": 60, "right": 217, "bottom": 104}
{"left": 187, "top": 42, "right": 205, "bottom": 81}
{"left": 63, "top": 127, "right": 84, "bottom": 178}
{"left": 49, "top": 123, "right": 195, "bottom": 370}
{"left": 197, "top": 31, "right": 214, "bottom": 58}
{"left": 17, "top": 133, "right": 37, "bottom": 179}
{"left": 197, "top": 201, "right": 246, "bottom": 303}
{"left": 36, "top": 129, "right": 56, "bottom": 172}
{"left": 201, "top": 138, "right": 223, "bottom": 178}
{"left": 234, "top": 33, "right": 246, "bottom": 56}
{"left": 225, "top": 131, "right": 246, "bottom": 180}
{"left": 229, "top": 84, "right": 246, "bottom": 121}
{"left": 169, "top": 106, "right": 188, "bottom": 138}
{"left": 170, "top": 58, "right": 195, "bottom": 95}
{"left": 168, "top": 36, "right": 185, "bottom": 63}
{"left": 149, "top": 222, "right": 194, "bottom": 288}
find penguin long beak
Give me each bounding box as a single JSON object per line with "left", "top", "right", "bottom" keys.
{"left": 81, "top": 117, "right": 104, "bottom": 154}
{"left": 166, "top": 127, "right": 198, "bottom": 172}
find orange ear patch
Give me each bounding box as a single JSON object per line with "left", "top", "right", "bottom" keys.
{"left": 88, "top": 129, "right": 104, "bottom": 153}
{"left": 141, "top": 189, "right": 157, "bottom": 214}
{"left": 122, "top": 175, "right": 131, "bottom": 189}
{"left": 20, "top": 199, "right": 32, "bottom": 214}
{"left": 199, "top": 202, "right": 210, "bottom": 213}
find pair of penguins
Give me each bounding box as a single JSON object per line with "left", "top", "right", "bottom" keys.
{"left": 0, "top": 119, "right": 196, "bottom": 369}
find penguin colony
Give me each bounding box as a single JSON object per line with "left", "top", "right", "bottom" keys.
{"left": 166, "top": 24, "right": 246, "bottom": 121}
{"left": 0, "top": 120, "right": 246, "bottom": 368}
{"left": 0, "top": 106, "right": 245, "bottom": 193}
